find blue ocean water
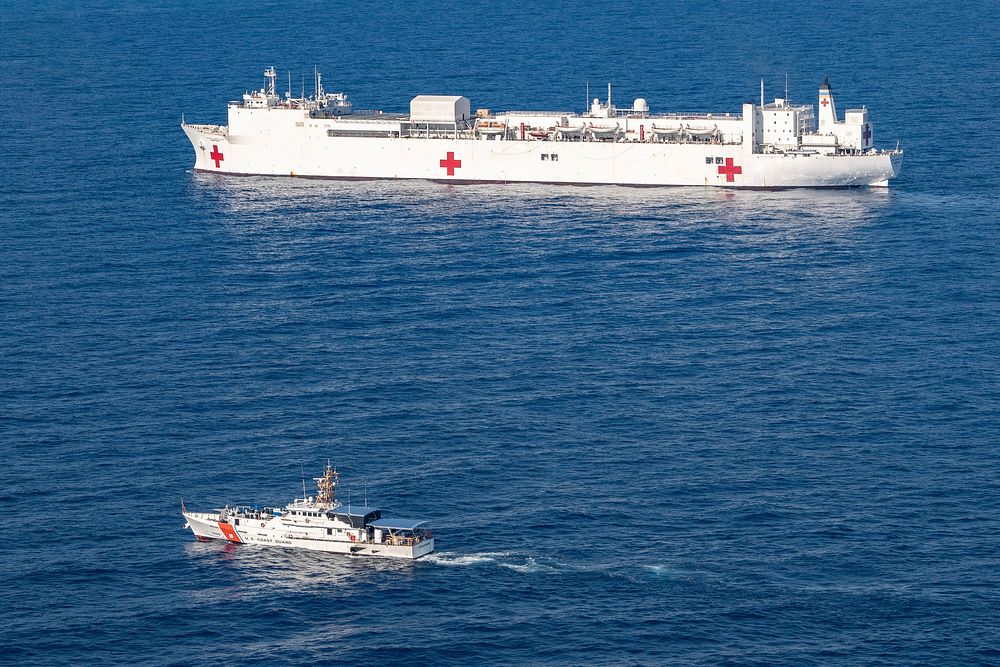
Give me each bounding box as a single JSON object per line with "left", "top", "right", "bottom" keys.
{"left": 2, "top": 1, "right": 999, "bottom": 664}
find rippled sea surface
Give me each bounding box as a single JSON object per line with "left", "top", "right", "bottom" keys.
{"left": 2, "top": 1, "right": 999, "bottom": 664}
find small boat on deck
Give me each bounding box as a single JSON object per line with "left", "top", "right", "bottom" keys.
{"left": 685, "top": 125, "right": 718, "bottom": 139}
{"left": 555, "top": 124, "right": 586, "bottom": 137}
{"left": 476, "top": 119, "right": 507, "bottom": 136}
{"left": 588, "top": 124, "right": 620, "bottom": 139}
{"left": 651, "top": 125, "right": 682, "bottom": 138}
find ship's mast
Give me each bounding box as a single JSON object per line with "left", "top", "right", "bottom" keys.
{"left": 264, "top": 66, "right": 277, "bottom": 97}
{"left": 315, "top": 461, "right": 338, "bottom": 506}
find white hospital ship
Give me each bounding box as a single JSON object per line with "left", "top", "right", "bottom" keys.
{"left": 182, "top": 67, "right": 901, "bottom": 188}
{"left": 182, "top": 464, "right": 434, "bottom": 560}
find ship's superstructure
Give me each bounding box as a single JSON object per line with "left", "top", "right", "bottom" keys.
{"left": 182, "top": 68, "right": 901, "bottom": 188}
{"left": 182, "top": 464, "right": 434, "bottom": 560}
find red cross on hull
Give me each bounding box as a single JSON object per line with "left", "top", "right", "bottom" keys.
{"left": 717, "top": 157, "right": 742, "bottom": 183}
{"left": 439, "top": 151, "right": 462, "bottom": 176}
{"left": 209, "top": 144, "right": 225, "bottom": 168}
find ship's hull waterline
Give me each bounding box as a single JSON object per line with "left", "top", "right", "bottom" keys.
{"left": 183, "top": 124, "right": 899, "bottom": 189}
{"left": 184, "top": 511, "right": 434, "bottom": 559}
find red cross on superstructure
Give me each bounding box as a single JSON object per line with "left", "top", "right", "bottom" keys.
{"left": 862, "top": 125, "right": 872, "bottom": 143}
{"left": 439, "top": 151, "right": 462, "bottom": 176}
{"left": 718, "top": 157, "right": 742, "bottom": 182}
{"left": 820, "top": 98, "right": 830, "bottom": 107}
{"left": 210, "top": 144, "right": 224, "bottom": 168}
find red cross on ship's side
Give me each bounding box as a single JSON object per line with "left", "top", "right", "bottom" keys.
{"left": 439, "top": 151, "right": 462, "bottom": 176}
{"left": 209, "top": 145, "right": 224, "bottom": 168}
{"left": 718, "top": 158, "right": 742, "bottom": 183}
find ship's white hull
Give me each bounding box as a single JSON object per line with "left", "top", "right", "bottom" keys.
{"left": 183, "top": 511, "right": 434, "bottom": 560}
{"left": 183, "top": 121, "right": 900, "bottom": 189}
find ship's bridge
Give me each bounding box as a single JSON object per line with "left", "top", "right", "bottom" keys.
{"left": 759, "top": 98, "right": 815, "bottom": 149}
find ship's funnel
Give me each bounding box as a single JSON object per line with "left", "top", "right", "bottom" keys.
{"left": 818, "top": 77, "right": 837, "bottom": 129}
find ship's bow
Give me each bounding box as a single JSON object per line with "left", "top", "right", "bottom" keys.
{"left": 869, "top": 151, "right": 903, "bottom": 188}
{"left": 183, "top": 511, "right": 226, "bottom": 541}
{"left": 181, "top": 122, "right": 230, "bottom": 173}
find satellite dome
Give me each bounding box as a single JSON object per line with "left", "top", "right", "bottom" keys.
{"left": 633, "top": 98, "right": 649, "bottom": 112}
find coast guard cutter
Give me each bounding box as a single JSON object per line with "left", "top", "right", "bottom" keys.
{"left": 182, "top": 463, "right": 434, "bottom": 560}
{"left": 182, "top": 67, "right": 901, "bottom": 188}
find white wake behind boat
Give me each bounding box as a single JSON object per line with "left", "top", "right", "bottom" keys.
{"left": 181, "top": 464, "right": 434, "bottom": 560}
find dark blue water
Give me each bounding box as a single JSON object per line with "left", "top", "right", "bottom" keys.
{"left": 3, "top": 1, "right": 999, "bottom": 664}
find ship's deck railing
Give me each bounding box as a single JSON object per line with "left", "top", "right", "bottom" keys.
{"left": 499, "top": 111, "right": 743, "bottom": 122}
{"left": 766, "top": 147, "right": 903, "bottom": 157}
{"left": 376, "top": 130, "right": 745, "bottom": 145}
{"left": 645, "top": 112, "right": 741, "bottom": 120}
{"left": 500, "top": 110, "right": 576, "bottom": 117}
{"left": 829, "top": 148, "right": 903, "bottom": 156}
{"left": 384, "top": 534, "right": 431, "bottom": 546}
{"left": 330, "top": 117, "right": 405, "bottom": 125}
{"left": 186, "top": 123, "right": 226, "bottom": 133}
{"left": 613, "top": 110, "right": 743, "bottom": 119}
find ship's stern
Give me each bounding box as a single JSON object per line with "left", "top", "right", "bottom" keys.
{"left": 412, "top": 537, "right": 434, "bottom": 559}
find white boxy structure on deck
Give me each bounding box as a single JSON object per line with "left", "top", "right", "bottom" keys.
{"left": 409, "top": 95, "right": 471, "bottom": 123}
